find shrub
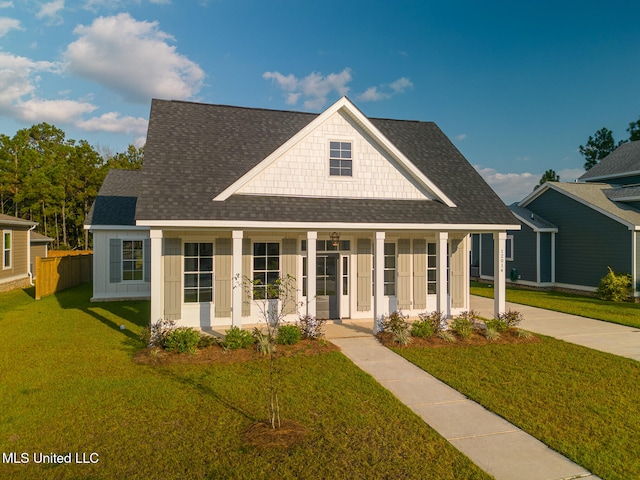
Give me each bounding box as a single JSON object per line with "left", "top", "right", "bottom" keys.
{"left": 381, "top": 311, "right": 412, "bottom": 345}
{"left": 484, "top": 326, "right": 501, "bottom": 341}
{"left": 276, "top": 324, "right": 301, "bottom": 345}
{"left": 141, "top": 318, "right": 177, "bottom": 348}
{"left": 483, "top": 317, "right": 509, "bottom": 333}
{"left": 298, "top": 315, "right": 327, "bottom": 340}
{"left": 164, "top": 327, "right": 200, "bottom": 354}
{"left": 497, "top": 310, "right": 524, "bottom": 328}
{"left": 417, "top": 311, "right": 447, "bottom": 334}
{"left": 597, "top": 267, "right": 631, "bottom": 302}
{"left": 224, "top": 326, "right": 255, "bottom": 350}
{"left": 197, "top": 333, "right": 220, "bottom": 349}
{"left": 253, "top": 328, "right": 275, "bottom": 355}
{"left": 411, "top": 319, "right": 436, "bottom": 338}
{"left": 450, "top": 316, "right": 474, "bottom": 339}
{"left": 437, "top": 330, "right": 456, "bottom": 342}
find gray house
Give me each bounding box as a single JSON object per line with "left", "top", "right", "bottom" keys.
{"left": 86, "top": 97, "right": 518, "bottom": 328}
{"left": 473, "top": 141, "right": 640, "bottom": 296}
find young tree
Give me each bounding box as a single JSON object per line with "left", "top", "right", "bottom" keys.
{"left": 236, "top": 274, "right": 301, "bottom": 429}
{"left": 534, "top": 169, "right": 559, "bottom": 190}
{"left": 579, "top": 127, "right": 617, "bottom": 170}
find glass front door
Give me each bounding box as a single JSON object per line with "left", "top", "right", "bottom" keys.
{"left": 316, "top": 254, "right": 339, "bottom": 319}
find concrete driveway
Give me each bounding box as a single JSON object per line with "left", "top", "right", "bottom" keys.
{"left": 470, "top": 295, "right": 640, "bottom": 361}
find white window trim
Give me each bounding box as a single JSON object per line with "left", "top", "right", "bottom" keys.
{"left": 121, "top": 239, "right": 144, "bottom": 282}
{"left": 3, "top": 230, "right": 11, "bottom": 270}
{"left": 328, "top": 138, "right": 355, "bottom": 179}
{"left": 182, "top": 240, "right": 215, "bottom": 304}
{"left": 506, "top": 235, "right": 514, "bottom": 262}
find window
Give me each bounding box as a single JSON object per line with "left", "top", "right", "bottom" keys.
{"left": 301, "top": 239, "right": 351, "bottom": 251}
{"left": 384, "top": 243, "right": 396, "bottom": 296}
{"left": 184, "top": 242, "right": 213, "bottom": 303}
{"left": 506, "top": 235, "right": 514, "bottom": 261}
{"left": 253, "top": 242, "right": 279, "bottom": 299}
{"left": 3, "top": 231, "right": 11, "bottom": 269}
{"left": 122, "top": 240, "right": 144, "bottom": 281}
{"left": 427, "top": 242, "right": 437, "bottom": 295}
{"left": 329, "top": 141, "right": 352, "bottom": 176}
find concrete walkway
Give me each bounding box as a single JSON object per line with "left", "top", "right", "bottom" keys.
{"left": 470, "top": 295, "right": 640, "bottom": 361}
{"left": 330, "top": 334, "right": 597, "bottom": 480}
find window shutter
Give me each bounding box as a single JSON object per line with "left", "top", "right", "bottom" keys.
{"left": 281, "top": 238, "right": 297, "bottom": 315}
{"left": 109, "top": 239, "right": 121, "bottom": 283}
{"left": 451, "top": 237, "right": 466, "bottom": 308}
{"left": 242, "top": 238, "right": 251, "bottom": 316}
{"left": 357, "top": 238, "right": 372, "bottom": 311}
{"left": 397, "top": 239, "right": 411, "bottom": 309}
{"left": 143, "top": 238, "right": 151, "bottom": 282}
{"left": 163, "top": 238, "right": 182, "bottom": 320}
{"left": 215, "top": 238, "right": 232, "bottom": 318}
{"left": 413, "top": 239, "right": 427, "bottom": 310}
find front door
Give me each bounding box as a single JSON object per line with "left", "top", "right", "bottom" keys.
{"left": 316, "top": 254, "right": 339, "bottom": 319}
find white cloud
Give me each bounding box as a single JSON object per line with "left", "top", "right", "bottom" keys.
{"left": 0, "top": 2, "right": 14, "bottom": 8}
{"left": 455, "top": 133, "right": 467, "bottom": 141}
{"left": 0, "top": 52, "right": 59, "bottom": 108}
{"left": 474, "top": 166, "right": 537, "bottom": 205}
{"left": 0, "top": 16, "right": 21, "bottom": 36}
{"left": 356, "top": 77, "right": 413, "bottom": 102}
{"left": 263, "top": 68, "right": 352, "bottom": 110}
{"left": 64, "top": 13, "right": 204, "bottom": 103}
{"left": 389, "top": 77, "right": 413, "bottom": 93}
{"left": 16, "top": 98, "right": 97, "bottom": 123}
{"left": 76, "top": 111, "right": 148, "bottom": 135}
{"left": 37, "top": 0, "right": 64, "bottom": 24}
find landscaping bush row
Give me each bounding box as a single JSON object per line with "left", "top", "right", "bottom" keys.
{"left": 141, "top": 315, "right": 327, "bottom": 354}
{"left": 380, "top": 309, "right": 529, "bottom": 345}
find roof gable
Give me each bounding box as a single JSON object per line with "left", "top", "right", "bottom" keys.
{"left": 135, "top": 98, "right": 517, "bottom": 227}
{"left": 579, "top": 141, "right": 640, "bottom": 182}
{"left": 85, "top": 169, "right": 142, "bottom": 227}
{"left": 216, "top": 97, "right": 455, "bottom": 206}
{"left": 520, "top": 181, "right": 640, "bottom": 229}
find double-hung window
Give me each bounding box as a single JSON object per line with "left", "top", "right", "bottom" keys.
{"left": 184, "top": 242, "right": 213, "bottom": 303}
{"left": 122, "top": 240, "right": 144, "bottom": 281}
{"left": 329, "top": 141, "right": 352, "bottom": 176}
{"left": 427, "top": 242, "right": 437, "bottom": 294}
{"left": 253, "top": 242, "right": 280, "bottom": 299}
{"left": 3, "top": 231, "right": 11, "bottom": 269}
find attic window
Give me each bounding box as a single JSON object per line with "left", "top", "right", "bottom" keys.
{"left": 329, "top": 141, "right": 352, "bottom": 176}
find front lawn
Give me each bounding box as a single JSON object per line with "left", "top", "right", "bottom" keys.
{"left": 390, "top": 337, "right": 640, "bottom": 480}
{"left": 0, "top": 284, "right": 488, "bottom": 480}
{"left": 471, "top": 281, "right": 640, "bottom": 328}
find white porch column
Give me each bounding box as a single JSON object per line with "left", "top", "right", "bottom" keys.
{"left": 374, "top": 231, "right": 385, "bottom": 333}
{"left": 493, "top": 231, "right": 506, "bottom": 315}
{"left": 307, "top": 231, "right": 317, "bottom": 318}
{"left": 232, "top": 230, "right": 243, "bottom": 328}
{"left": 437, "top": 231, "right": 448, "bottom": 317}
{"left": 149, "top": 229, "right": 163, "bottom": 325}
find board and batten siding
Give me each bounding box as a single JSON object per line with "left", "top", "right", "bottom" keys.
{"left": 412, "top": 239, "right": 427, "bottom": 310}
{"left": 356, "top": 238, "right": 372, "bottom": 311}
{"left": 450, "top": 235, "right": 467, "bottom": 309}
{"left": 528, "top": 189, "right": 631, "bottom": 288}
{"left": 508, "top": 223, "right": 538, "bottom": 283}
{"left": 215, "top": 238, "right": 232, "bottom": 318}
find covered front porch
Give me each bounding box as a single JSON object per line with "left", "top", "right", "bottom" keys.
{"left": 148, "top": 228, "right": 509, "bottom": 332}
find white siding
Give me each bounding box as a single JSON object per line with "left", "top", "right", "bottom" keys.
{"left": 237, "top": 111, "right": 431, "bottom": 200}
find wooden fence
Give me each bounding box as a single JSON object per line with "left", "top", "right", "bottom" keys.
{"left": 35, "top": 253, "right": 93, "bottom": 300}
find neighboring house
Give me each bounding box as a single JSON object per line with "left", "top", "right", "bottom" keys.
{"left": 0, "top": 214, "right": 37, "bottom": 292}
{"left": 85, "top": 97, "right": 518, "bottom": 328}
{"left": 473, "top": 140, "right": 640, "bottom": 296}
{"left": 29, "top": 232, "right": 54, "bottom": 278}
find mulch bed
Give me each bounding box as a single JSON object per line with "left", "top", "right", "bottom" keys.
{"left": 133, "top": 338, "right": 340, "bottom": 365}
{"left": 377, "top": 329, "right": 541, "bottom": 348}
{"left": 242, "top": 420, "right": 308, "bottom": 449}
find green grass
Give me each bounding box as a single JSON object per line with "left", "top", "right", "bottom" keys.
{"left": 391, "top": 337, "right": 640, "bottom": 480}
{"left": 0, "top": 284, "right": 488, "bottom": 480}
{"left": 471, "top": 281, "right": 640, "bottom": 328}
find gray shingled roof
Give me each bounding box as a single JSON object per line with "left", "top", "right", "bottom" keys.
{"left": 605, "top": 184, "right": 640, "bottom": 201}
{"left": 579, "top": 141, "right": 640, "bottom": 181}
{"left": 509, "top": 204, "right": 557, "bottom": 231}
{"left": 85, "top": 169, "right": 142, "bottom": 226}
{"left": 134, "top": 99, "right": 516, "bottom": 226}
{"left": 0, "top": 213, "right": 36, "bottom": 227}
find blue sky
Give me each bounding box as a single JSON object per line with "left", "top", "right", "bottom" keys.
{"left": 1, "top": 0, "right": 639, "bottom": 204}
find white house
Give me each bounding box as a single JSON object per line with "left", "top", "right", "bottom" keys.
{"left": 85, "top": 97, "right": 517, "bottom": 329}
